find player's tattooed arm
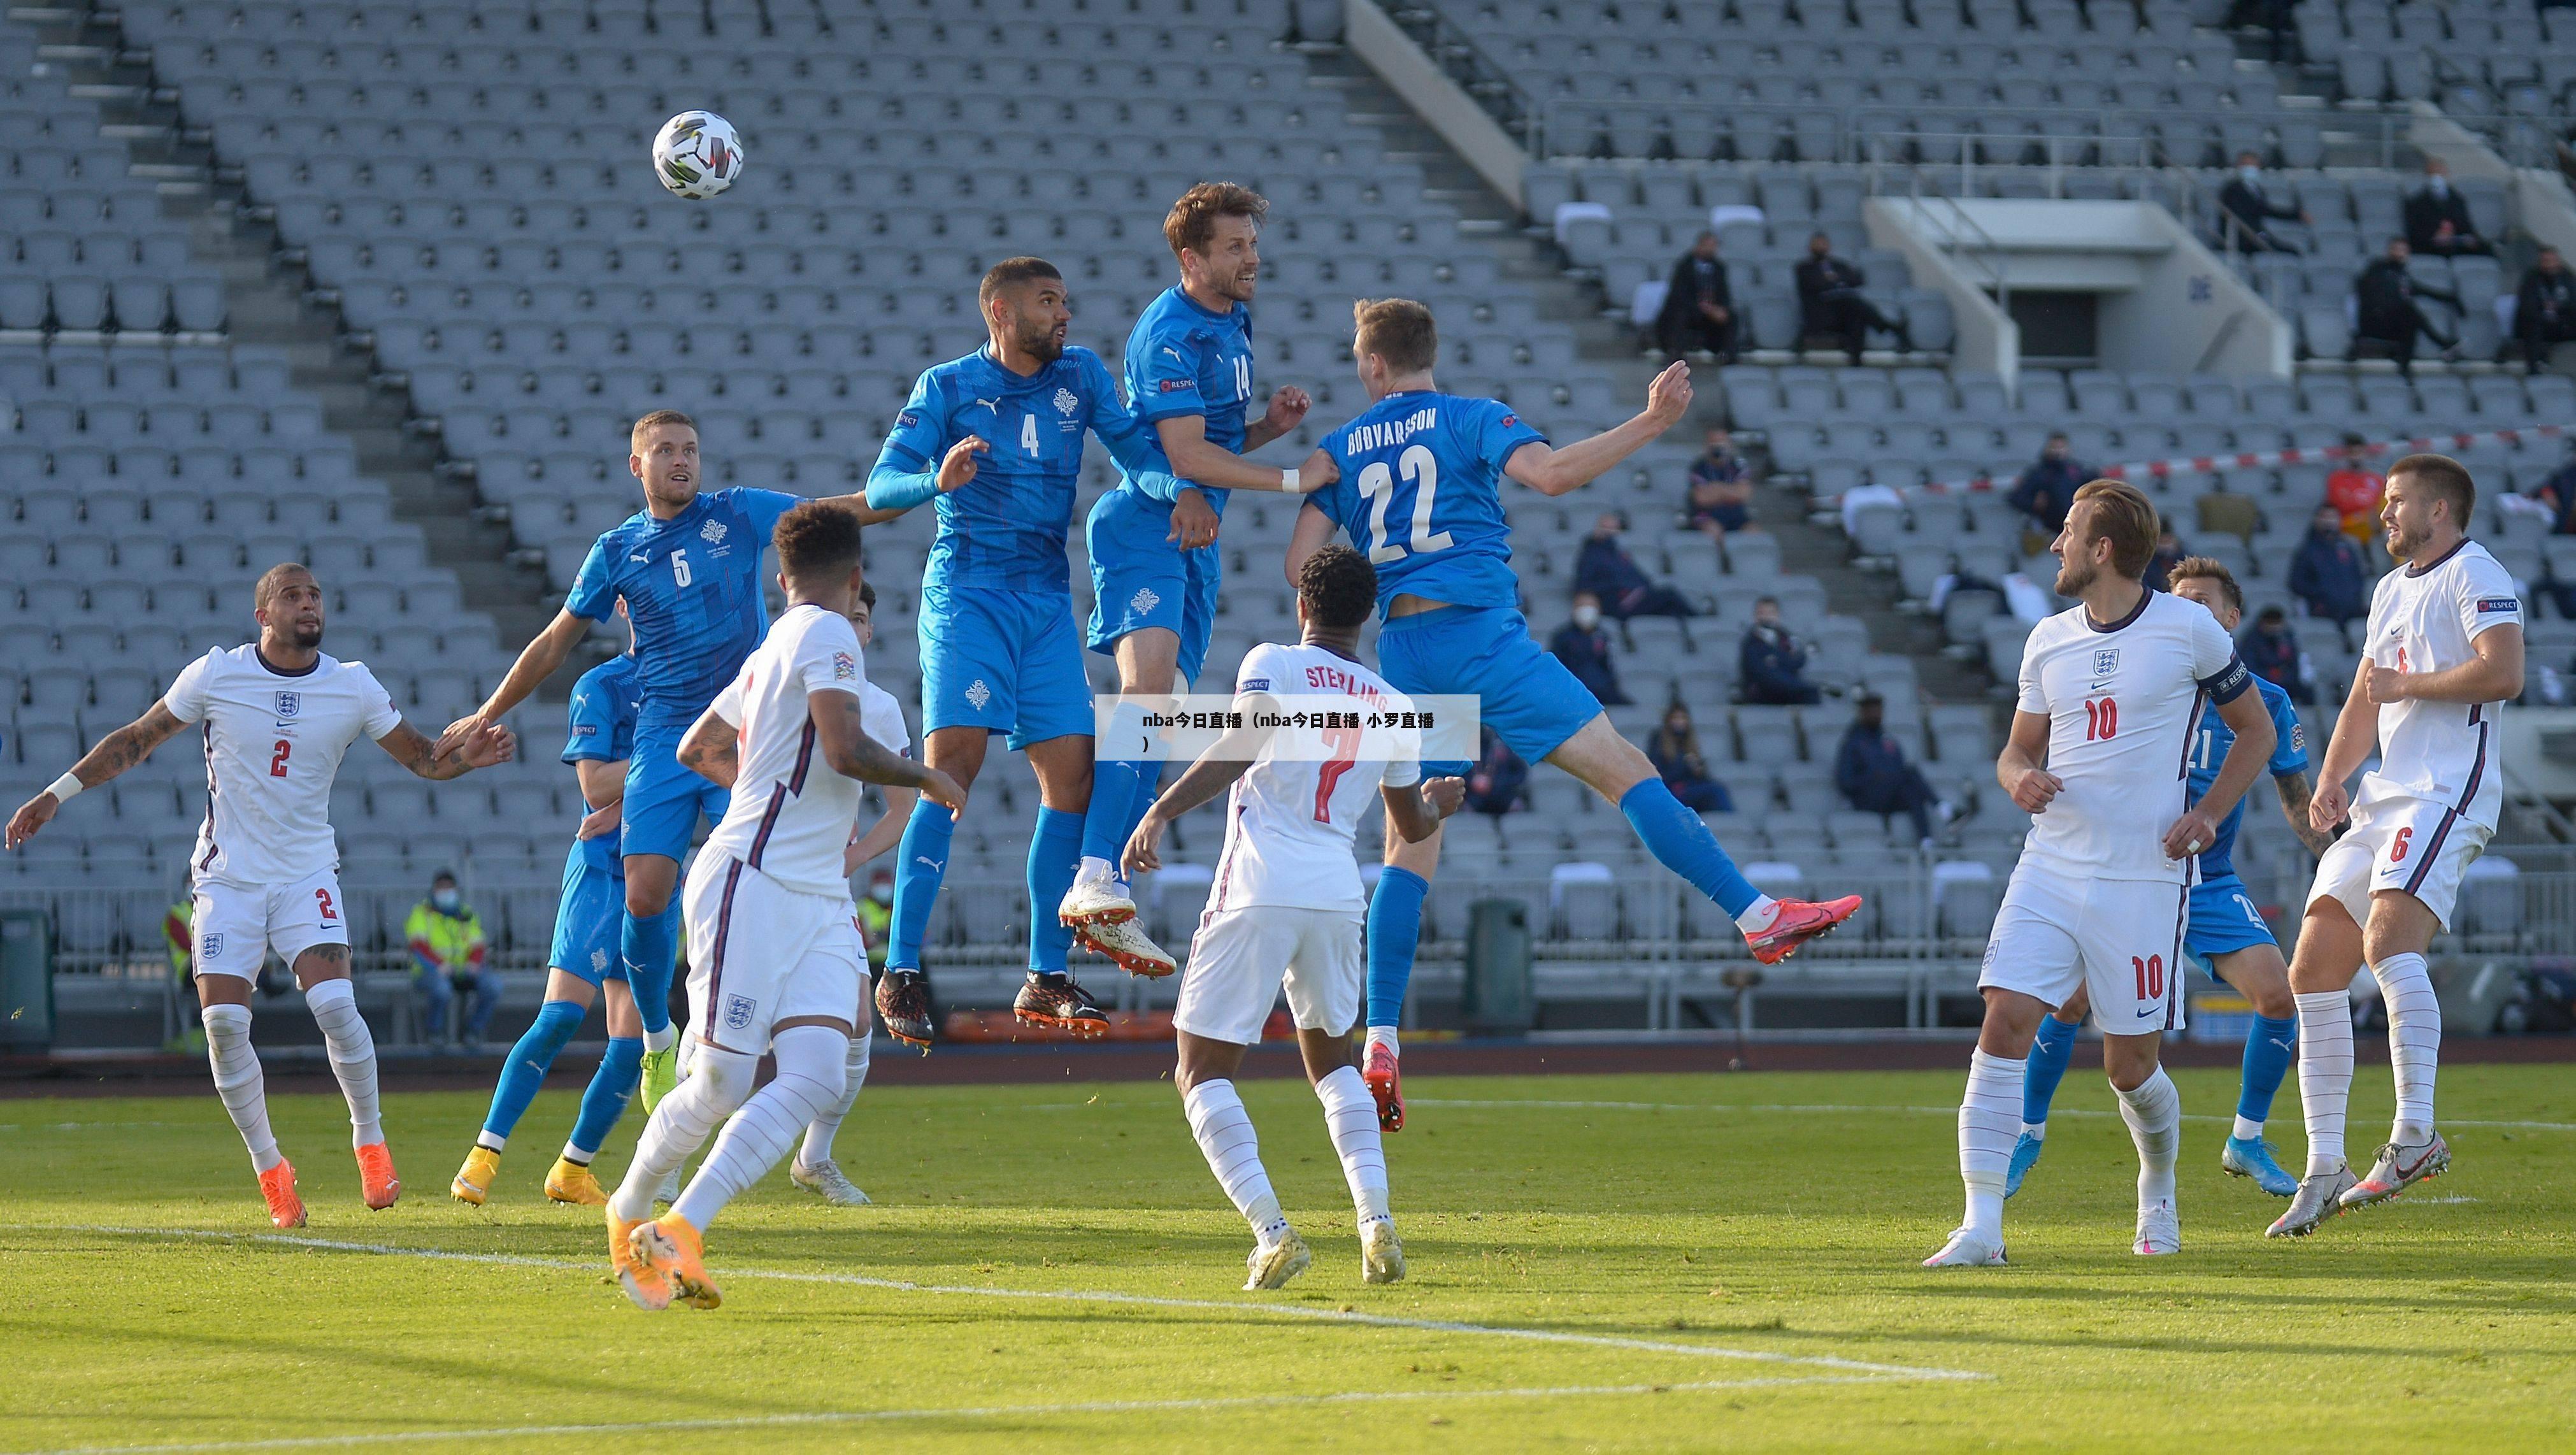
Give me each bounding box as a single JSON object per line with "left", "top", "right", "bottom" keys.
{"left": 382, "top": 719, "right": 515, "bottom": 780}
{"left": 809, "top": 691, "right": 966, "bottom": 815}
{"left": 4, "top": 703, "right": 189, "bottom": 849}
{"left": 676, "top": 708, "right": 741, "bottom": 790}
{"left": 2272, "top": 772, "right": 2338, "bottom": 857}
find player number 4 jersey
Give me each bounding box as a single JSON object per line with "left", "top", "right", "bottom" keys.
{"left": 1210, "top": 642, "right": 1424, "bottom": 917}
{"left": 162, "top": 646, "right": 404, "bottom": 885}
{"left": 699, "top": 605, "right": 870, "bottom": 898}
{"left": 2359, "top": 538, "right": 2520, "bottom": 830}
{"left": 2017, "top": 592, "right": 2249, "bottom": 884}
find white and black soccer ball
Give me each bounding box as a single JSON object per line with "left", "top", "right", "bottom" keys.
{"left": 651, "top": 110, "right": 743, "bottom": 200}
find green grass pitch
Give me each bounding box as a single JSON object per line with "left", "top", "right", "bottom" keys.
{"left": 8, "top": 1063, "right": 2573, "bottom": 1452}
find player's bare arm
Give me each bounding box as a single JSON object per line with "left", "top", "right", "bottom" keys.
{"left": 809, "top": 689, "right": 966, "bottom": 815}
{"left": 844, "top": 785, "right": 917, "bottom": 875}
{"left": 675, "top": 706, "right": 743, "bottom": 789}
{"left": 1121, "top": 711, "right": 1279, "bottom": 875}
{"left": 2164, "top": 686, "right": 2275, "bottom": 861}
{"left": 1499, "top": 359, "right": 1692, "bottom": 498}
{"left": 2308, "top": 656, "right": 2380, "bottom": 833}
{"left": 573, "top": 757, "right": 626, "bottom": 841}
{"left": 2365, "top": 622, "right": 2523, "bottom": 706}
{"left": 440, "top": 606, "right": 590, "bottom": 755}
{"left": 1240, "top": 385, "right": 1312, "bottom": 452}
{"left": 1996, "top": 709, "right": 2063, "bottom": 813}
{"left": 379, "top": 719, "right": 516, "bottom": 781}
{"left": 4, "top": 701, "right": 189, "bottom": 849}
{"left": 1284, "top": 500, "right": 1340, "bottom": 585}
{"left": 1384, "top": 776, "right": 1465, "bottom": 845}
{"left": 2273, "top": 771, "right": 2338, "bottom": 857}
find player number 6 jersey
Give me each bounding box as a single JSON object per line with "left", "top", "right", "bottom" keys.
{"left": 699, "top": 604, "right": 871, "bottom": 898}
{"left": 2358, "top": 538, "right": 2520, "bottom": 830}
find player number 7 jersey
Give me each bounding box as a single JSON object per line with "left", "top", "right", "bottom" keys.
{"left": 1208, "top": 642, "right": 1424, "bottom": 917}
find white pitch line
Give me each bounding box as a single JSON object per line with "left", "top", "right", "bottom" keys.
{"left": 1406, "top": 1098, "right": 2576, "bottom": 1132}
{"left": 3, "top": 1375, "right": 1927, "bottom": 1455}
{"left": 59, "top": 1226, "right": 1984, "bottom": 1382}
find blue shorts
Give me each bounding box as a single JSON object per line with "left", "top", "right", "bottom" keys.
{"left": 620, "top": 724, "right": 730, "bottom": 864}
{"left": 920, "top": 582, "right": 1096, "bottom": 749}
{"left": 2184, "top": 874, "right": 2280, "bottom": 961}
{"left": 1377, "top": 605, "right": 1602, "bottom": 778}
{"left": 548, "top": 845, "right": 627, "bottom": 986}
{"left": 1084, "top": 489, "right": 1219, "bottom": 685}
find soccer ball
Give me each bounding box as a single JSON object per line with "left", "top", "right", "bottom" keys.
{"left": 651, "top": 110, "right": 743, "bottom": 200}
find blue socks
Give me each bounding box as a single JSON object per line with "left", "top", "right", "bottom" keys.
{"left": 1080, "top": 699, "right": 1157, "bottom": 880}
{"left": 2237, "top": 1012, "right": 2298, "bottom": 1129}
{"left": 568, "top": 1035, "right": 643, "bottom": 1159}
{"left": 1366, "top": 866, "right": 1429, "bottom": 1030}
{"left": 1617, "top": 778, "right": 1760, "bottom": 917}
{"left": 2022, "top": 1013, "right": 2080, "bottom": 1127}
{"left": 480, "top": 998, "right": 584, "bottom": 1146}
{"left": 619, "top": 900, "right": 681, "bottom": 1036}
{"left": 889, "top": 795, "right": 956, "bottom": 970}
{"left": 1027, "top": 805, "right": 1084, "bottom": 974}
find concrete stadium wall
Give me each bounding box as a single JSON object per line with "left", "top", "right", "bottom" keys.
{"left": 1345, "top": 0, "right": 1527, "bottom": 210}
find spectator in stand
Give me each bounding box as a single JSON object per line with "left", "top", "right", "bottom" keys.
{"left": 2217, "top": 150, "right": 2307, "bottom": 254}
{"left": 1549, "top": 592, "right": 1630, "bottom": 705}
{"left": 1655, "top": 230, "right": 1736, "bottom": 362}
{"left": 1460, "top": 726, "right": 1527, "bottom": 817}
{"left": 1795, "top": 230, "right": 1910, "bottom": 364}
{"left": 1647, "top": 704, "right": 1733, "bottom": 813}
{"left": 2514, "top": 246, "right": 2576, "bottom": 375}
{"left": 2530, "top": 445, "right": 2576, "bottom": 534}
{"left": 1738, "top": 595, "right": 1822, "bottom": 705}
{"left": 2147, "top": 523, "right": 2189, "bottom": 592}
{"left": 1831, "top": 691, "right": 1956, "bottom": 845}
{"left": 2404, "top": 157, "right": 2494, "bottom": 258}
{"left": 2289, "top": 503, "right": 2370, "bottom": 626}
{"left": 408, "top": 870, "right": 498, "bottom": 1052}
{"left": 2352, "top": 237, "right": 2459, "bottom": 375}
{"left": 1686, "top": 427, "right": 1755, "bottom": 539}
{"left": 2007, "top": 434, "right": 2086, "bottom": 547}
{"left": 2324, "top": 434, "right": 2382, "bottom": 541}
{"left": 2238, "top": 603, "right": 2315, "bottom": 705}
{"left": 1575, "top": 511, "right": 1698, "bottom": 620}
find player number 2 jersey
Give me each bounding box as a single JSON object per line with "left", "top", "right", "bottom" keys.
{"left": 1210, "top": 642, "right": 1424, "bottom": 916}
{"left": 162, "top": 646, "right": 404, "bottom": 885}
{"left": 700, "top": 605, "right": 870, "bottom": 898}
{"left": 2017, "top": 591, "right": 2249, "bottom": 883}
{"left": 2358, "top": 538, "right": 2520, "bottom": 830}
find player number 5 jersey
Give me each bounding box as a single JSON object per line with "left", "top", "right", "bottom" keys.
{"left": 2016, "top": 592, "right": 2249, "bottom": 883}
{"left": 1210, "top": 642, "right": 1424, "bottom": 916}
{"left": 162, "top": 646, "right": 404, "bottom": 885}
{"left": 699, "top": 605, "right": 870, "bottom": 898}
{"left": 2358, "top": 538, "right": 2520, "bottom": 830}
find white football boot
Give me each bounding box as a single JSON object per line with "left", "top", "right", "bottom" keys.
{"left": 1361, "top": 1219, "right": 1406, "bottom": 1285}
{"left": 1243, "top": 1229, "right": 1312, "bottom": 1291}
{"left": 2133, "top": 1197, "right": 2180, "bottom": 1256}
{"left": 2266, "top": 1165, "right": 2359, "bottom": 1238}
{"left": 1057, "top": 877, "right": 1177, "bottom": 977}
{"left": 2340, "top": 1133, "right": 2450, "bottom": 1211}
{"left": 790, "top": 1156, "right": 872, "bottom": 1206}
{"left": 1921, "top": 1228, "right": 2008, "bottom": 1268}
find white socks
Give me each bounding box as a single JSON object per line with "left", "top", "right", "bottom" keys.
{"left": 610, "top": 1040, "right": 754, "bottom": 1222}
{"left": 2377, "top": 952, "right": 2440, "bottom": 1143}
{"left": 1365, "top": 1026, "right": 1398, "bottom": 1059}
{"left": 303, "top": 978, "right": 383, "bottom": 1149}
{"left": 202, "top": 1003, "right": 282, "bottom": 1173}
{"left": 1076, "top": 856, "right": 1117, "bottom": 888}
{"left": 643, "top": 1023, "right": 678, "bottom": 1056}
{"left": 1183, "top": 1079, "right": 1289, "bottom": 1245}
{"left": 1314, "top": 1066, "right": 1392, "bottom": 1228}
{"left": 799, "top": 1028, "right": 873, "bottom": 1167}
{"left": 1956, "top": 1049, "right": 2019, "bottom": 1240}
{"left": 2115, "top": 1068, "right": 2181, "bottom": 1207}
{"left": 1734, "top": 894, "right": 1782, "bottom": 935}
{"left": 673, "top": 1026, "right": 847, "bottom": 1231}
{"left": 2296, "top": 989, "right": 2355, "bottom": 1175}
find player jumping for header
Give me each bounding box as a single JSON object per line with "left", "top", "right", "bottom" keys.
{"left": 1286, "top": 299, "right": 1861, "bottom": 1132}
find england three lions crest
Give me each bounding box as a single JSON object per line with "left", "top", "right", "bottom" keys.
{"left": 274, "top": 691, "right": 301, "bottom": 718}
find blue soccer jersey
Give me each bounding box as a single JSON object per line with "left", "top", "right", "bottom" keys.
{"left": 2186, "top": 673, "right": 2308, "bottom": 880}
{"left": 1113, "top": 284, "right": 1256, "bottom": 511}
{"left": 559, "top": 654, "right": 640, "bottom": 878}
{"left": 564, "top": 487, "right": 800, "bottom": 731}
{"left": 1308, "top": 390, "right": 1548, "bottom": 617}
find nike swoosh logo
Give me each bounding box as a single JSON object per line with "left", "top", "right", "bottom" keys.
{"left": 2393, "top": 1147, "right": 2438, "bottom": 1178}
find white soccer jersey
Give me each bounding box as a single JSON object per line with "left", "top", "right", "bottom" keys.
{"left": 162, "top": 646, "right": 403, "bottom": 885}
{"left": 2355, "top": 538, "right": 2520, "bottom": 831}
{"left": 857, "top": 678, "right": 910, "bottom": 763}
{"left": 2015, "top": 591, "right": 2248, "bottom": 884}
{"left": 1208, "top": 641, "right": 1423, "bottom": 915}
{"left": 699, "top": 604, "right": 868, "bottom": 898}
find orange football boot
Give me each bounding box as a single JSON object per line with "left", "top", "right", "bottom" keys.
{"left": 609, "top": 1208, "right": 673, "bottom": 1310}
{"left": 258, "top": 1160, "right": 306, "bottom": 1229}
{"left": 1745, "top": 895, "right": 1864, "bottom": 965}
{"left": 631, "top": 1214, "right": 722, "bottom": 1310}
{"left": 355, "top": 1140, "right": 401, "bottom": 1210}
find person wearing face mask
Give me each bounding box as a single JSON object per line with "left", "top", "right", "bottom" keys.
{"left": 2354, "top": 236, "right": 2461, "bottom": 375}
{"left": 1833, "top": 691, "right": 1956, "bottom": 845}
{"left": 1549, "top": 592, "right": 1631, "bottom": 705}
{"left": 2217, "top": 151, "right": 2307, "bottom": 255}
{"left": 1575, "top": 512, "right": 1699, "bottom": 620}
{"left": 1739, "top": 596, "right": 1823, "bottom": 706}
{"left": 2512, "top": 247, "right": 2576, "bottom": 375}
{"left": 408, "top": 871, "right": 497, "bottom": 1052}
{"left": 2404, "top": 157, "right": 2492, "bottom": 258}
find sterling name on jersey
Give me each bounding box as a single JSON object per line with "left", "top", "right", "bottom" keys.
{"left": 2016, "top": 591, "right": 2250, "bottom": 882}
{"left": 1209, "top": 642, "right": 1424, "bottom": 916}
{"left": 566, "top": 487, "right": 801, "bottom": 730}
{"left": 700, "top": 605, "right": 870, "bottom": 898}
{"left": 1310, "top": 390, "right": 1547, "bottom": 617}
{"left": 2359, "top": 538, "right": 2521, "bottom": 830}
{"left": 163, "top": 646, "right": 403, "bottom": 885}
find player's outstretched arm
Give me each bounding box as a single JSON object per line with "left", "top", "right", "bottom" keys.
{"left": 440, "top": 608, "right": 589, "bottom": 756}
{"left": 1284, "top": 501, "right": 1340, "bottom": 585}
{"left": 4, "top": 703, "right": 189, "bottom": 849}
{"left": 1996, "top": 709, "right": 2062, "bottom": 814}
{"left": 1120, "top": 712, "right": 1278, "bottom": 877}
{"left": 2273, "top": 771, "right": 2338, "bottom": 857}
{"left": 1501, "top": 359, "right": 1693, "bottom": 498}
{"left": 2308, "top": 657, "right": 2379, "bottom": 832}
{"left": 2366, "top": 622, "right": 2524, "bottom": 706}
{"left": 2165, "top": 685, "right": 2275, "bottom": 861}
{"left": 381, "top": 719, "right": 515, "bottom": 781}
{"left": 1384, "top": 776, "right": 1465, "bottom": 845}
{"left": 810, "top": 689, "right": 966, "bottom": 815}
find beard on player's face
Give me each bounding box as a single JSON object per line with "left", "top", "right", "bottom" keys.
{"left": 2053, "top": 545, "right": 2098, "bottom": 597}
{"left": 1012, "top": 310, "right": 1066, "bottom": 364}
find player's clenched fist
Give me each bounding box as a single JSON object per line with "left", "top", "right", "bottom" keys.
{"left": 937, "top": 435, "right": 987, "bottom": 492}
{"left": 2007, "top": 765, "right": 2064, "bottom": 814}
{"left": 1120, "top": 810, "right": 1173, "bottom": 878}
{"left": 1420, "top": 775, "right": 1466, "bottom": 820}
{"left": 2308, "top": 777, "right": 2349, "bottom": 835}
{"left": 2363, "top": 661, "right": 2410, "bottom": 704}
{"left": 1643, "top": 358, "right": 1693, "bottom": 427}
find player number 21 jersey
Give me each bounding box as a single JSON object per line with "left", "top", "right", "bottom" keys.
{"left": 1210, "top": 642, "right": 1424, "bottom": 917}
{"left": 700, "top": 605, "right": 869, "bottom": 898}
{"left": 162, "top": 646, "right": 404, "bottom": 885}
{"left": 2016, "top": 591, "right": 2249, "bottom": 883}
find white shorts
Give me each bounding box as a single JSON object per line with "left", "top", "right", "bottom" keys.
{"left": 1173, "top": 905, "right": 1363, "bottom": 1047}
{"left": 683, "top": 853, "right": 864, "bottom": 1056}
{"left": 2308, "top": 792, "right": 2492, "bottom": 931}
{"left": 190, "top": 870, "right": 349, "bottom": 980}
{"left": 1979, "top": 863, "right": 2191, "bottom": 1036}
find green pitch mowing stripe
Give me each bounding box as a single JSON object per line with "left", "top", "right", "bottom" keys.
{"left": 1408, "top": 1098, "right": 2576, "bottom": 1131}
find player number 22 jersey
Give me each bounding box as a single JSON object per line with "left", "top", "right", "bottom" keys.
{"left": 1309, "top": 390, "right": 1547, "bottom": 618}
{"left": 699, "top": 605, "right": 870, "bottom": 898}
{"left": 1210, "top": 642, "right": 1424, "bottom": 916}
{"left": 162, "top": 646, "right": 404, "bottom": 885}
